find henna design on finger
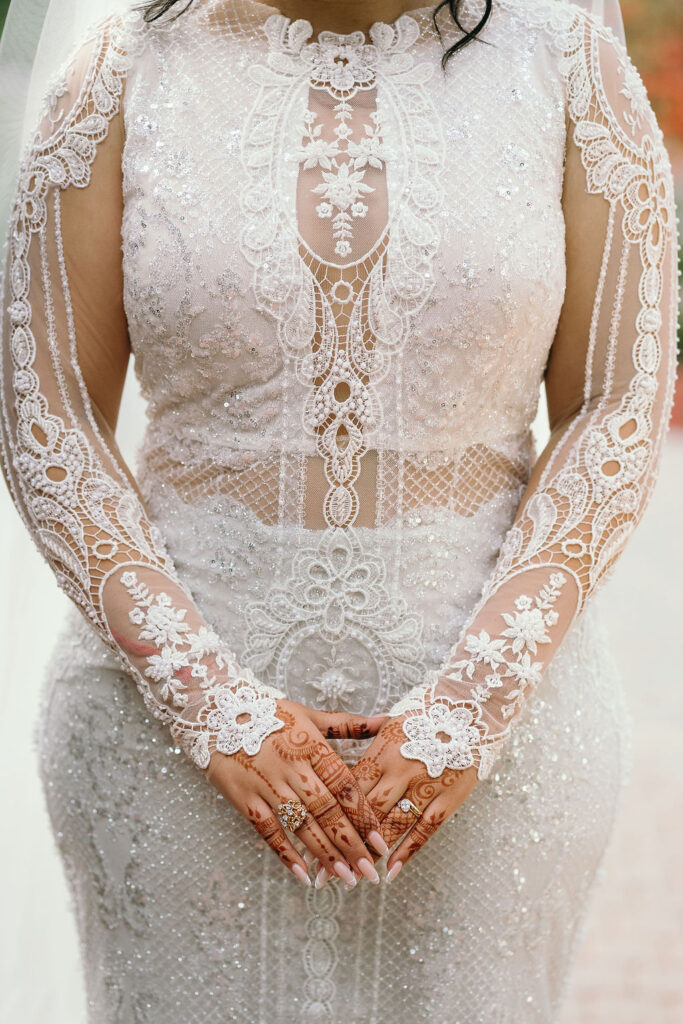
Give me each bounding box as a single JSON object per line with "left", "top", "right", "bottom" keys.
{"left": 378, "top": 806, "right": 412, "bottom": 848}
{"left": 314, "top": 747, "right": 378, "bottom": 838}
{"left": 308, "top": 794, "right": 347, "bottom": 833}
{"left": 350, "top": 758, "right": 381, "bottom": 785}
{"left": 400, "top": 806, "right": 450, "bottom": 864}
{"left": 245, "top": 803, "right": 294, "bottom": 867}
{"left": 325, "top": 719, "right": 374, "bottom": 740}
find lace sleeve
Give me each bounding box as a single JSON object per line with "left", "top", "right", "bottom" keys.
{"left": 0, "top": 14, "right": 286, "bottom": 771}
{"left": 388, "top": 8, "right": 679, "bottom": 780}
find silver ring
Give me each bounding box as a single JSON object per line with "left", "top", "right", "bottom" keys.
{"left": 397, "top": 797, "right": 421, "bottom": 819}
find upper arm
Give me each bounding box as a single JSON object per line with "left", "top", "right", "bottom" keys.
{"left": 33, "top": 29, "right": 132, "bottom": 436}
{"left": 60, "top": 95, "right": 130, "bottom": 434}
{"left": 544, "top": 18, "right": 677, "bottom": 440}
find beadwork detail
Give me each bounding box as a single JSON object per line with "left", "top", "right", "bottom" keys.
{"left": 1, "top": 12, "right": 287, "bottom": 770}
{"left": 388, "top": 0, "right": 678, "bottom": 781}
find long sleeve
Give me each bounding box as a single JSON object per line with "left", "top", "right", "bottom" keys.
{"left": 388, "top": 8, "right": 679, "bottom": 780}
{"left": 0, "top": 14, "right": 286, "bottom": 771}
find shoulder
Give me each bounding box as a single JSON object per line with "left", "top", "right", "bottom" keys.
{"left": 491, "top": 0, "right": 627, "bottom": 55}
{"left": 21, "top": 10, "right": 153, "bottom": 165}
{"left": 494, "top": 0, "right": 663, "bottom": 140}
{"left": 14, "top": 9, "right": 156, "bottom": 206}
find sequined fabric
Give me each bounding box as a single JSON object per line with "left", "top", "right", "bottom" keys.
{"left": 1, "top": 0, "right": 676, "bottom": 1019}
{"left": 39, "top": 510, "right": 630, "bottom": 1022}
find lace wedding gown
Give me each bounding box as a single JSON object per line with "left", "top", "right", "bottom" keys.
{"left": 0, "top": 0, "right": 678, "bottom": 1020}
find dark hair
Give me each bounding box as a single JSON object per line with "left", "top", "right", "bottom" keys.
{"left": 136, "top": 1, "right": 493, "bottom": 71}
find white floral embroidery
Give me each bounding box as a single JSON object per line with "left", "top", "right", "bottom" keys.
{"left": 308, "top": 645, "right": 364, "bottom": 709}
{"left": 121, "top": 571, "right": 285, "bottom": 762}
{"left": 242, "top": 12, "right": 442, "bottom": 533}
{"left": 394, "top": 573, "right": 569, "bottom": 778}
{"left": 243, "top": 527, "right": 425, "bottom": 712}
{"left": 296, "top": 103, "right": 387, "bottom": 259}
{"left": 501, "top": 606, "right": 549, "bottom": 654}
{"left": 206, "top": 685, "right": 285, "bottom": 757}
{"left": 400, "top": 702, "right": 481, "bottom": 778}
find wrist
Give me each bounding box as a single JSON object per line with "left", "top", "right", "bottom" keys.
{"left": 171, "top": 673, "right": 287, "bottom": 769}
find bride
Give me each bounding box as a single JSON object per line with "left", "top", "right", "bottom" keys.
{"left": 0, "top": 0, "right": 678, "bottom": 1019}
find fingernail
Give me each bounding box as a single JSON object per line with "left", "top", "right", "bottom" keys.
{"left": 333, "top": 861, "right": 356, "bottom": 886}
{"left": 292, "top": 863, "right": 312, "bottom": 887}
{"left": 315, "top": 867, "right": 329, "bottom": 889}
{"left": 303, "top": 850, "right": 314, "bottom": 866}
{"left": 358, "top": 857, "right": 380, "bottom": 884}
{"left": 368, "top": 830, "right": 390, "bottom": 857}
{"left": 386, "top": 861, "right": 403, "bottom": 884}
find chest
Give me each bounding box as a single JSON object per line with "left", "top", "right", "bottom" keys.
{"left": 120, "top": 13, "right": 567, "bottom": 437}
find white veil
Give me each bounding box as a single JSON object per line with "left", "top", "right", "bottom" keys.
{"left": 0, "top": 0, "right": 135, "bottom": 242}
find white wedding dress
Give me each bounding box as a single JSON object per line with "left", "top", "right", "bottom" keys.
{"left": 0, "top": 0, "right": 678, "bottom": 1021}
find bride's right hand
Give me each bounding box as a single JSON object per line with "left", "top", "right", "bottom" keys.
{"left": 204, "top": 699, "right": 390, "bottom": 886}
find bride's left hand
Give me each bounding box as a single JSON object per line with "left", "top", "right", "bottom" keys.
{"left": 347, "top": 715, "right": 479, "bottom": 882}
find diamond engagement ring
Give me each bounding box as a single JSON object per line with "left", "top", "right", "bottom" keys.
{"left": 275, "top": 799, "right": 308, "bottom": 831}
{"left": 397, "top": 797, "right": 421, "bottom": 818}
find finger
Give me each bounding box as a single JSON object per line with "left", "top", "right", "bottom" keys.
{"left": 272, "top": 784, "right": 357, "bottom": 887}
{"left": 378, "top": 797, "right": 421, "bottom": 850}
{"left": 378, "top": 770, "right": 452, "bottom": 849}
{"left": 244, "top": 797, "right": 312, "bottom": 887}
{"left": 349, "top": 753, "right": 382, "bottom": 794}
{"left": 386, "top": 794, "right": 453, "bottom": 875}
{"left": 293, "top": 766, "right": 386, "bottom": 872}
{"left": 365, "top": 774, "right": 409, "bottom": 820}
{"left": 349, "top": 718, "right": 408, "bottom": 796}
{"left": 311, "top": 744, "right": 388, "bottom": 857}
{"left": 308, "top": 710, "right": 390, "bottom": 740}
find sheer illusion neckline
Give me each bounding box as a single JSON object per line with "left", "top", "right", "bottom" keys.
{"left": 240, "top": 0, "right": 439, "bottom": 45}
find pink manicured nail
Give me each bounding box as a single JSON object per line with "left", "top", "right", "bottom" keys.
{"left": 386, "top": 861, "right": 403, "bottom": 884}
{"left": 358, "top": 857, "right": 380, "bottom": 884}
{"left": 292, "top": 863, "right": 311, "bottom": 887}
{"left": 303, "top": 850, "right": 314, "bottom": 866}
{"left": 368, "top": 830, "right": 390, "bottom": 857}
{"left": 333, "top": 861, "right": 356, "bottom": 886}
{"left": 315, "top": 867, "right": 329, "bottom": 889}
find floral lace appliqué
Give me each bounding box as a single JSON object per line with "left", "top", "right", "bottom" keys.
{"left": 296, "top": 102, "right": 388, "bottom": 259}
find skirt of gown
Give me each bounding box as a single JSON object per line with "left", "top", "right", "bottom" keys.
{"left": 34, "top": 491, "right": 631, "bottom": 1024}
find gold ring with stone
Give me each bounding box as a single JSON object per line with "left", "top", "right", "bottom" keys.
{"left": 275, "top": 799, "right": 308, "bottom": 832}
{"left": 397, "top": 797, "right": 421, "bottom": 819}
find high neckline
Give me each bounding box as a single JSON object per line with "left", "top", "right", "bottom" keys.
{"left": 243, "top": 0, "right": 438, "bottom": 44}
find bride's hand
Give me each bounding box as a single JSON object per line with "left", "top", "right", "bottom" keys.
{"left": 347, "top": 716, "right": 478, "bottom": 883}
{"left": 204, "top": 699, "right": 390, "bottom": 886}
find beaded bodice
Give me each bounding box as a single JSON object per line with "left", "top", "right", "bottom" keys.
{"left": 123, "top": 0, "right": 566, "bottom": 533}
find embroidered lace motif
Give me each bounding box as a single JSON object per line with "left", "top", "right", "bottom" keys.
{"left": 0, "top": 12, "right": 286, "bottom": 770}
{"left": 389, "top": 1, "right": 679, "bottom": 780}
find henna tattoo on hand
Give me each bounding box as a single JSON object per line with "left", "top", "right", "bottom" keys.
{"left": 314, "top": 745, "right": 378, "bottom": 838}
{"left": 401, "top": 807, "right": 449, "bottom": 863}
{"left": 246, "top": 803, "right": 294, "bottom": 866}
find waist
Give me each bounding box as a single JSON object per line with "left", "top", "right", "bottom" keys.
{"left": 138, "top": 440, "right": 532, "bottom": 530}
